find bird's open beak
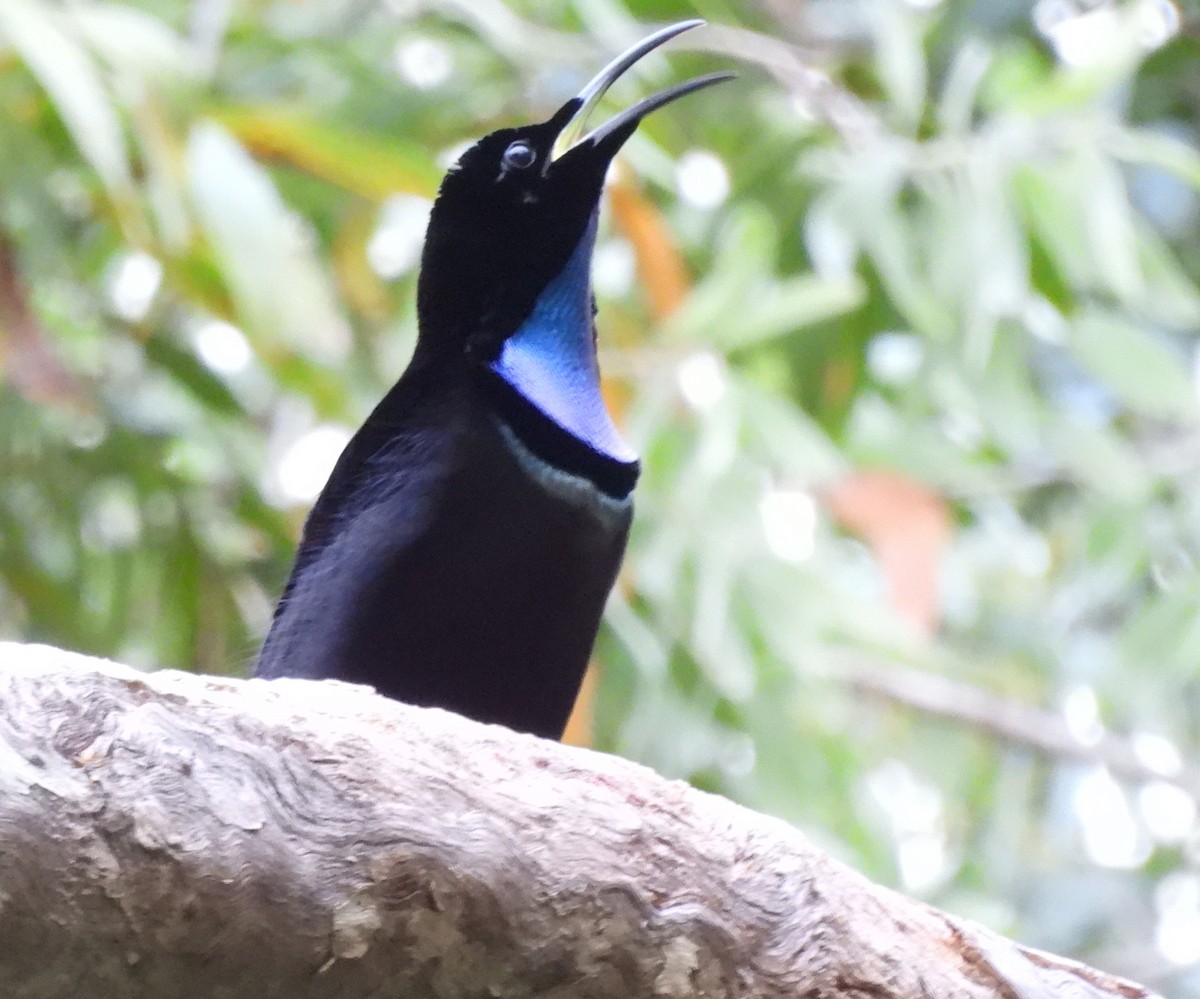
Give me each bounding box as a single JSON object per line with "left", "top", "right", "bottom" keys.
{"left": 549, "top": 20, "right": 733, "bottom": 163}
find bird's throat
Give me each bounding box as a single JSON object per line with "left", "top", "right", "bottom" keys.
{"left": 488, "top": 214, "right": 637, "bottom": 468}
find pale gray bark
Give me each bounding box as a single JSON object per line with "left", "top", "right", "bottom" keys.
{"left": 0, "top": 642, "right": 1160, "bottom": 999}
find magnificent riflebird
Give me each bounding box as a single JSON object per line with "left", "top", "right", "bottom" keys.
{"left": 255, "top": 22, "right": 730, "bottom": 739}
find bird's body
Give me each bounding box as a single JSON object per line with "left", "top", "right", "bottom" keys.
{"left": 256, "top": 22, "right": 729, "bottom": 738}
{"left": 257, "top": 347, "right": 631, "bottom": 738}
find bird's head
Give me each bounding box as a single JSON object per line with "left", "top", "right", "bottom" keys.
{"left": 416, "top": 21, "right": 730, "bottom": 495}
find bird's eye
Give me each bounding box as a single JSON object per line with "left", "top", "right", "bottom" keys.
{"left": 502, "top": 141, "right": 537, "bottom": 170}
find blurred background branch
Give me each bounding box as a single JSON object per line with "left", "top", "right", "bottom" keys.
{"left": 836, "top": 655, "right": 1200, "bottom": 797}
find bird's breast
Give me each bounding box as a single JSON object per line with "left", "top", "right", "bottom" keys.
{"left": 260, "top": 381, "right": 632, "bottom": 738}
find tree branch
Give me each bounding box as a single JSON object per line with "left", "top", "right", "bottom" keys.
{"left": 837, "top": 655, "right": 1200, "bottom": 798}
{"left": 0, "top": 642, "right": 1161, "bottom": 999}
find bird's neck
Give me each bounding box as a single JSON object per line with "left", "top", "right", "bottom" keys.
{"left": 415, "top": 211, "right": 639, "bottom": 499}
{"left": 488, "top": 214, "right": 635, "bottom": 463}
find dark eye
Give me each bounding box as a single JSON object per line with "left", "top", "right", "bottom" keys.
{"left": 502, "top": 140, "right": 536, "bottom": 170}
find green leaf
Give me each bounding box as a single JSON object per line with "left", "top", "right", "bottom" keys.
{"left": 868, "top": 0, "right": 927, "bottom": 131}
{"left": 142, "top": 335, "right": 246, "bottom": 420}
{"left": 668, "top": 206, "right": 865, "bottom": 350}
{"left": 1050, "top": 421, "right": 1152, "bottom": 503}
{"left": 1110, "top": 126, "right": 1200, "bottom": 191}
{"left": 69, "top": 2, "right": 200, "bottom": 89}
{"left": 0, "top": 0, "right": 133, "bottom": 200}
{"left": 214, "top": 106, "right": 441, "bottom": 201}
{"left": 186, "top": 121, "right": 349, "bottom": 360}
{"left": 1069, "top": 309, "right": 1196, "bottom": 420}
{"left": 1120, "top": 580, "right": 1200, "bottom": 679}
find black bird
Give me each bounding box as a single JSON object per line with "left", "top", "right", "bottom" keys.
{"left": 256, "top": 21, "right": 730, "bottom": 739}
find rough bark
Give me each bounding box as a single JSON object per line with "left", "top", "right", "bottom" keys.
{"left": 0, "top": 642, "right": 1161, "bottom": 999}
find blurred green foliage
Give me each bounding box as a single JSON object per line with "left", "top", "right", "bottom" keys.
{"left": 2, "top": 0, "right": 1200, "bottom": 991}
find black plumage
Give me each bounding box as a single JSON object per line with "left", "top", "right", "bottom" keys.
{"left": 255, "top": 22, "right": 730, "bottom": 739}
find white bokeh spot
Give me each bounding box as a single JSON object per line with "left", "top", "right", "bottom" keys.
{"left": 276, "top": 425, "right": 354, "bottom": 505}
{"left": 759, "top": 488, "right": 818, "bottom": 563}
{"left": 193, "top": 319, "right": 252, "bottom": 376}
{"left": 394, "top": 37, "right": 452, "bottom": 90}
{"left": 108, "top": 252, "right": 163, "bottom": 322}
{"left": 676, "top": 149, "right": 730, "bottom": 210}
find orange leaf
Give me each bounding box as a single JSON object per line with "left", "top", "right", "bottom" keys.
{"left": 607, "top": 174, "right": 689, "bottom": 321}
{"left": 561, "top": 664, "right": 597, "bottom": 747}
{"left": 824, "top": 470, "right": 952, "bottom": 637}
